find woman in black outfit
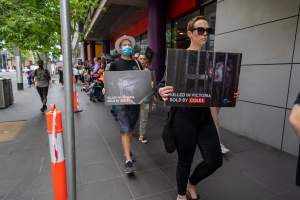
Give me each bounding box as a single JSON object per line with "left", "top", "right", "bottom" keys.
{"left": 159, "top": 16, "right": 238, "bottom": 200}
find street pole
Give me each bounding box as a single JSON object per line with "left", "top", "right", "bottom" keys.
{"left": 1, "top": 51, "right": 3, "bottom": 70}
{"left": 59, "top": 0, "right": 77, "bottom": 199}
{"left": 5, "top": 50, "right": 8, "bottom": 70}
{"left": 15, "top": 47, "right": 23, "bottom": 90}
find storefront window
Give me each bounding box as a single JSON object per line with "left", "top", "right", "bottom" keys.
{"left": 169, "top": 1, "right": 216, "bottom": 50}
{"left": 166, "top": 22, "right": 178, "bottom": 48}
{"left": 166, "top": 23, "right": 172, "bottom": 48}
{"left": 134, "top": 33, "right": 147, "bottom": 53}
{"left": 135, "top": 1, "right": 217, "bottom": 53}
{"left": 140, "top": 33, "right": 148, "bottom": 53}
{"left": 135, "top": 36, "right": 141, "bottom": 46}
{"left": 174, "top": 10, "right": 200, "bottom": 49}
{"left": 134, "top": 36, "right": 141, "bottom": 53}
{"left": 201, "top": 1, "right": 216, "bottom": 50}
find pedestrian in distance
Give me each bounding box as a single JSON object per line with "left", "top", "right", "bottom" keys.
{"left": 26, "top": 60, "right": 34, "bottom": 87}
{"left": 33, "top": 60, "right": 51, "bottom": 112}
{"left": 137, "top": 53, "right": 151, "bottom": 144}
{"left": 58, "top": 66, "right": 64, "bottom": 86}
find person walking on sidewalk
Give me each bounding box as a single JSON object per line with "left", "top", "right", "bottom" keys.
{"left": 33, "top": 60, "right": 51, "bottom": 112}
{"left": 159, "top": 16, "right": 239, "bottom": 200}
{"left": 137, "top": 54, "right": 151, "bottom": 144}
{"left": 108, "top": 35, "right": 142, "bottom": 174}
{"left": 289, "top": 91, "right": 300, "bottom": 187}
{"left": 58, "top": 65, "right": 64, "bottom": 86}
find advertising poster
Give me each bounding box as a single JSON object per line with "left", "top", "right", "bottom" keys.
{"left": 166, "top": 49, "right": 242, "bottom": 107}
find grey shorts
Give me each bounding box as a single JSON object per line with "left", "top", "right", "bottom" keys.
{"left": 115, "top": 105, "right": 140, "bottom": 134}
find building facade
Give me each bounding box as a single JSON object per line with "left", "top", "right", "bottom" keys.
{"left": 215, "top": 0, "right": 300, "bottom": 156}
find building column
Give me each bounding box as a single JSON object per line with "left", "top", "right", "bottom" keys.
{"left": 89, "top": 41, "right": 96, "bottom": 65}
{"left": 102, "top": 40, "right": 111, "bottom": 55}
{"left": 147, "top": 0, "right": 167, "bottom": 82}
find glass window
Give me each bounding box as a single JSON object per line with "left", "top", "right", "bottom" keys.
{"left": 170, "top": 1, "right": 217, "bottom": 50}
{"left": 174, "top": 10, "right": 200, "bottom": 49}
{"left": 140, "top": 33, "right": 148, "bottom": 53}
{"left": 201, "top": 1, "right": 217, "bottom": 50}
{"left": 135, "top": 36, "right": 141, "bottom": 46}
{"left": 166, "top": 23, "right": 174, "bottom": 48}
{"left": 133, "top": 34, "right": 148, "bottom": 53}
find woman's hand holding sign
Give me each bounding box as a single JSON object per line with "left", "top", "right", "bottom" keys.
{"left": 233, "top": 89, "right": 240, "bottom": 100}
{"left": 159, "top": 86, "right": 175, "bottom": 101}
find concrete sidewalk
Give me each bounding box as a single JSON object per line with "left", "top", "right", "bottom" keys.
{"left": 0, "top": 72, "right": 299, "bottom": 200}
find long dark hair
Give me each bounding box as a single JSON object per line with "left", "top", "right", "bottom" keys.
{"left": 37, "top": 60, "right": 44, "bottom": 69}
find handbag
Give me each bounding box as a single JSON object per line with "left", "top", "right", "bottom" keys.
{"left": 161, "top": 107, "right": 177, "bottom": 153}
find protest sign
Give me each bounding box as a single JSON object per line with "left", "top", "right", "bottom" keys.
{"left": 166, "top": 49, "right": 242, "bottom": 107}
{"left": 104, "top": 70, "right": 153, "bottom": 105}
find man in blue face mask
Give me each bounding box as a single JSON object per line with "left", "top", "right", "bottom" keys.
{"left": 108, "top": 35, "right": 142, "bottom": 174}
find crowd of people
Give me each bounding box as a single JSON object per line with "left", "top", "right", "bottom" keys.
{"left": 26, "top": 15, "right": 300, "bottom": 200}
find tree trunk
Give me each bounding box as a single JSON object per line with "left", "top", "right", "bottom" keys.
{"left": 36, "top": 52, "right": 41, "bottom": 60}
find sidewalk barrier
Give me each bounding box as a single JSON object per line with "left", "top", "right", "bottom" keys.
{"left": 73, "top": 76, "right": 82, "bottom": 113}
{"left": 45, "top": 104, "right": 68, "bottom": 200}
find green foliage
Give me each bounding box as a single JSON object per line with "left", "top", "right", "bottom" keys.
{"left": 0, "top": 0, "right": 60, "bottom": 54}
{"left": 0, "top": 0, "right": 98, "bottom": 56}
{"left": 70, "top": 0, "right": 98, "bottom": 25}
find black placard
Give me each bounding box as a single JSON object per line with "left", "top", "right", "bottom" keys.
{"left": 104, "top": 70, "right": 153, "bottom": 105}
{"left": 165, "top": 49, "right": 242, "bottom": 107}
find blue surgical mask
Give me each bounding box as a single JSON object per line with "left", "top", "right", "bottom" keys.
{"left": 121, "top": 45, "right": 133, "bottom": 57}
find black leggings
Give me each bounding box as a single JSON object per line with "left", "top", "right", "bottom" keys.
{"left": 296, "top": 144, "right": 300, "bottom": 187}
{"left": 173, "top": 108, "right": 223, "bottom": 195}
{"left": 36, "top": 86, "right": 49, "bottom": 104}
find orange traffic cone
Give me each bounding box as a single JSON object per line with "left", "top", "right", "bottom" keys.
{"left": 73, "top": 76, "right": 82, "bottom": 113}
{"left": 45, "top": 104, "right": 68, "bottom": 200}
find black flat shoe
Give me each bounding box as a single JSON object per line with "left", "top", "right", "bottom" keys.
{"left": 186, "top": 191, "right": 200, "bottom": 200}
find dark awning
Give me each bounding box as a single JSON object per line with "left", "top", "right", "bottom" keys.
{"left": 85, "top": 0, "right": 147, "bottom": 41}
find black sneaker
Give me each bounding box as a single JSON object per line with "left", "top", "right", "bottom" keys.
{"left": 124, "top": 153, "right": 136, "bottom": 163}
{"left": 40, "top": 105, "right": 47, "bottom": 112}
{"left": 130, "top": 152, "right": 136, "bottom": 163}
{"left": 124, "top": 161, "right": 136, "bottom": 174}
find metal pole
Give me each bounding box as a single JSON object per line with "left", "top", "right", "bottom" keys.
{"left": 5, "top": 50, "right": 8, "bottom": 69}
{"left": 59, "top": 0, "right": 77, "bottom": 199}
{"left": 15, "top": 47, "right": 23, "bottom": 90}
{"left": 1, "top": 51, "right": 3, "bottom": 69}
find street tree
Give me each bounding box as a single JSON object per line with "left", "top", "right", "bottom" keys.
{"left": 0, "top": 0, "right": 98, "bottom": 58}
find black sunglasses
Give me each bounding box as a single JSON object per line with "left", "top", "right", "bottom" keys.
{"left": 191, "top": 27, "right": 214, "bottom": 35}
